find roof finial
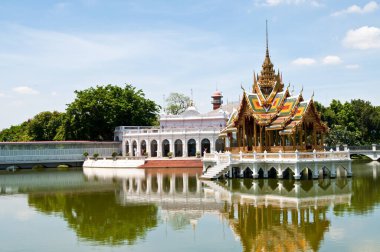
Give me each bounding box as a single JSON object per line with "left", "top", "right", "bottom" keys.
{"left": 266, "top": 19, "right": 269, "bottom": 57}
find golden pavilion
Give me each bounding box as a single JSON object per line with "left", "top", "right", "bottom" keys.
{"left": 221, "top": 34, "right": 328, "bottom": 153}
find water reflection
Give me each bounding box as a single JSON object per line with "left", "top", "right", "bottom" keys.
{"left": 28, "top": 192, "right": 158, "bottom": 246}
{"left": 0, "top": 162, "right": 379, "bottom": 251}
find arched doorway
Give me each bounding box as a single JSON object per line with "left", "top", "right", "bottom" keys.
{"left": 162, "top": 139, "right": 170, "bottom": 157}
{"left": 174, "top": 139, "right": 183, "bottom": 157}
{"left": 150, "top": 140, "right": 158, "bottom": 157}
{"left": 201, "top": 138, "right": 210, "bottom": 156}
{"left": 283, "top": 167, "right": 295, "bottom": 180}
{"left": 300, "top": 168, "right": 313, "bottom": 180}
{"left": 243, "top": 168, "right": 253, "bottom": 178}
{"left": 187, "top": 139, "right": 196, "bottom": 157}
{"left": 268, "top": 167, "right": 277, "bottom": 179}
{"left": 132, "top": 141, "right": 137, "bottom": 156}
{"left": 140, "top": 140, "right": 147, "bottom": 156}
{"left": 215, "top": 138, "right": 225, "bottom": 152}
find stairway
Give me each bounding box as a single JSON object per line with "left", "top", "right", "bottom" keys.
{"left": 200, "top": 163, "right": 230, "bottom": 180}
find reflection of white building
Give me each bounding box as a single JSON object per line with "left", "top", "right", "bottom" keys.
{"left": 114, "top": 91, "right": 238, "bottom": 158}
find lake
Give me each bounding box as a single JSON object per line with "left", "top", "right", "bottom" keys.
{"left": 0, "top": 162, "right": 379, "bottom": 252}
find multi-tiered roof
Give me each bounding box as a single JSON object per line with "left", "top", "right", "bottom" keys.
{"left": 222, "top": 32, "right": 328, "bottom": 145}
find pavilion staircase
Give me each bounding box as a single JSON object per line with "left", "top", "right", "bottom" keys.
{"left": 200, "top": 163, "right": 230, "bottom": 180}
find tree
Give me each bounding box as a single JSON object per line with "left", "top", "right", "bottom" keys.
{"left": 165, "top": 93, "right": 191, "bottom": 115}
{"left": 0, "top": 122, "right": 30, "bottom": 142}
{"left": 63, "top": 84, "right": 160, "bottom": 141}
{"left": 27, "top": 111, "right": 65, "bottom": 141}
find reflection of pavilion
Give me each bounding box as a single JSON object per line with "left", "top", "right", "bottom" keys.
{"left": 203, "top": 178, "right": 351, "bottom": 252}
{"left": 83, "top": 168, "right": 351, "bottom": 251}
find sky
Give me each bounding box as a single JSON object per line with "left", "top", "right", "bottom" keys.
{"left": 0, "top": 0, "right": 379, "bottom": 130}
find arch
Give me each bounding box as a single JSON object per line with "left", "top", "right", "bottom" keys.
{"left": 125, "top": 140, "right": 130, "bottom": 156}
{"left": 319, "top": 166, "right": 330, "bottom": 178}
{"left": 162, "top": 139, "right": 170, "bottom": 157}
{"left": 174, "top": 139, "right": 183, "bottom": 157}
{"left": 282, "top": 167, "right": 295, "bottom": 180}
{"left": 140, "top": 140, "right": 147, "bottom": 156}
{"left": 300, "top": 167, "right": 313, "bottom": 180}
{"left": 215, "top": 138, "right": 225, "bottom": 152}
{"left": 187, "top": 139, "right": 196, "bottom": 157}
{"left": 336, "top": 165, "right": 348, "bottom": 177}
{"left": 201, "top": 138, "right": 211, "bottom": 156}
{"left": 115, "top": 136, "right": 120, "bottom": 142}
{"left": 243, "top": 167, "right": 253, "bottom": 178}
{"left": 132, "top": 140, "right": 137, "bottom": 156}
{"left": 268, "top": 167, "right": 277, "bottom": 179}
{"left": 150, "top": 140, "right": 158, "bottom": 157}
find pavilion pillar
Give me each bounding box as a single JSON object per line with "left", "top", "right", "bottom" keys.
{"left": 260, "top": 126, "right": 263, "bottom": 148}
{"left": 313, "top": 124, "right": 317, "bottom": 149}
{"left": 303, "top": 123, "right": 307, "bottom": 150}
{"left": 254, "top": 122, "right": 257, "bottom": 147}
{"left": 242, "top": 117, "right": 246, "bottom": 151}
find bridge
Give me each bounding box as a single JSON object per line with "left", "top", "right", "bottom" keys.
{"left": 0, "top": 141, "right": 120, "bottom": 169}
{"left": 343, "top": 144, "right": 380, "bottom": 161}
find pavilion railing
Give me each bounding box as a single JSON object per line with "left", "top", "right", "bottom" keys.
{"left": 203, "top": 149, "right": 351, "bottom": 163}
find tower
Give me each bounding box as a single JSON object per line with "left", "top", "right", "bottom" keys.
{"left": 211, "top": 90, "right": 223, "bottom": 110}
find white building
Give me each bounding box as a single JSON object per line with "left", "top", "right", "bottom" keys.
{"left": 114, "top": 91, "right": 237, "bottom": 158}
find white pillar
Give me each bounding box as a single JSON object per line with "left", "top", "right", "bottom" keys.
{"left": 196, "top": 139, "right": 201, "bottom": 155}
{"left": 122, "top": 138, "right": 127, "bottom": 156}
{"left": 210, "top": 138, "right": 215, "bottom": 153}
{"left": 157, "top": 139, "right": 161, "bottom": 157}
{"left": 137, "top": 140, "right": 141, "bottom": 157}
{"left": 169, "top": 139, "right": 174, "bottom": 155}
{"left": 146, "top": 139, "right": 151, "bottom": 157}
{"left": 129, "top": 141, "right": 133, "bottom": 157}
{"left": 182, "top": 139, "right": 187, "bottom": 157}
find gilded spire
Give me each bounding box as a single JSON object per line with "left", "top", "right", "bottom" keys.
{"left": 266, "top": 19, "right": 269, "bottom": 58}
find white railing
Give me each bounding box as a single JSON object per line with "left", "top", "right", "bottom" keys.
{"left": 116, "top": 126, "right": 222, "bottom": 135}
{"left": 203, "top": 149, "right": 351, "bottom": 163}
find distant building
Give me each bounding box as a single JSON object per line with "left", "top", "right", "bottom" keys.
{"left": 114, "top": 92, "right": 238, "bottom": 158}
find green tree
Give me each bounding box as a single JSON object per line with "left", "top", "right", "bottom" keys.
{"left": 27, "top": 111, "right": 65, "bottom": 141}
{"left": 165, "top": 92, "right": 191, "bottom": 115}
{"left": 64, "top": 84, "right": 160, "bottom": 141}
{"left": 0, "top": 122, "right": 30, "bottom": 142}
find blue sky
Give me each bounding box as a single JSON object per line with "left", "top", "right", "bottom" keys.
{"left": 0, "top": 0, "right": 379, "bottom": 130}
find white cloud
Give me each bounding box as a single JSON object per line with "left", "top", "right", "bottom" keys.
{"left": 322, "top": 55, "right": 342, "bottom": 65}
{"left": 292, "top": 57, "right": 316, "bottom": 65}
{"left": 332, "top": 1, "right": 378, "bottom": 16}
{"left": 51, "top": 91, "right": 58, "bottom": 96}
{"left": 343, "top": 26, "right": 380, "bottom": 49}
{"left": 257, "top": 0, "right": 322, "bottom": 6}
{"left": 0, "top": 92, "right": 5, "bottom": 97}
{"left": 345, "top": 64, "right": 360, "bottom": 69}
{"left": 12, "top": 86, "right": 39, "bottom": 95}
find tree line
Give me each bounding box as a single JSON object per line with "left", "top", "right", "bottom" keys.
{"left": 0, "top": 84, "right": 160, "bottom": 141}
{"left": 1, "top": 85, "right": 380, "bottom": 146}
{"left": 316, "top": 99, "right": 380, "bottom": 146}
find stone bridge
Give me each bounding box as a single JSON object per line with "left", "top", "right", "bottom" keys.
{"left": 335, "top": 144, "right": 380, "bottom": 161}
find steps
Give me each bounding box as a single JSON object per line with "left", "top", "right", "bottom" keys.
{"left": 200, "top": 163, "right": 230, "bottom": 180}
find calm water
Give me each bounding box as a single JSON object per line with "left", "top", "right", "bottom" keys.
{"left": 0, "top": 162, "right": 380, "bottom": 252}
